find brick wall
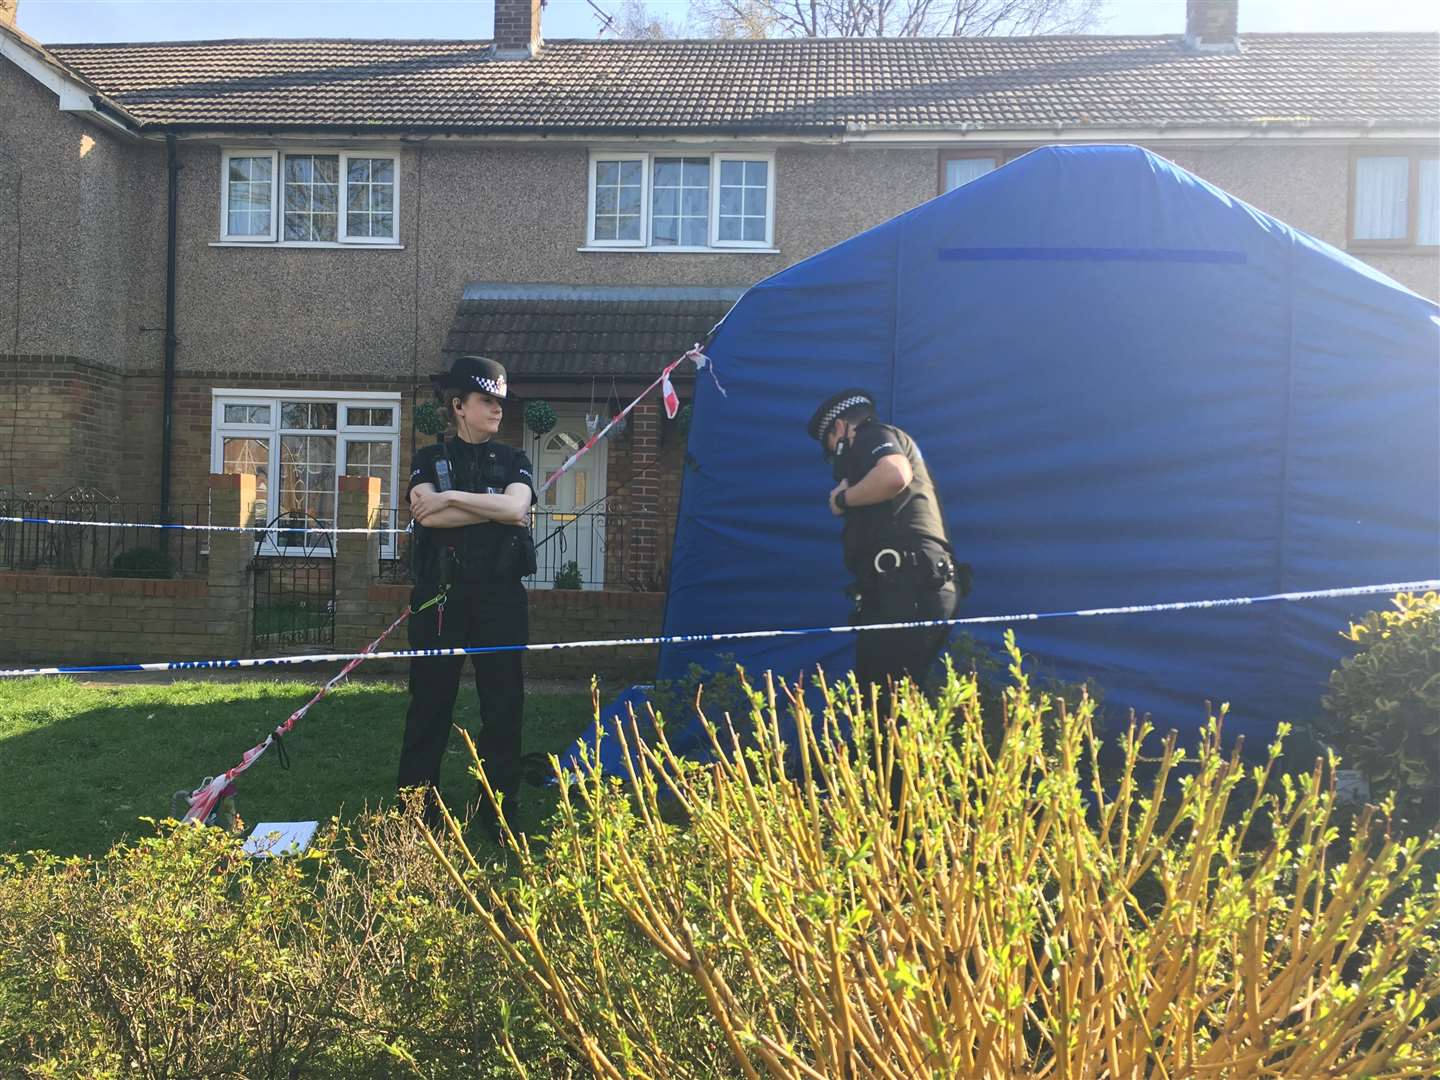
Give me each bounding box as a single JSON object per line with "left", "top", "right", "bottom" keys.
{"left": 0, "top": 472, "right": 251, "bottom": 663}
{"left": 0, "top": 356, "right": 125, "bottom": 495}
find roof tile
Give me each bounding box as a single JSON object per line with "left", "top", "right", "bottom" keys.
{"left": 41, "top": 34, "right": 1438, "bottom": 132}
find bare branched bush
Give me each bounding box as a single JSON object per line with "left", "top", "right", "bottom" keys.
{"left": 430, "top": 633, "right": 1440, "bottom": 1078}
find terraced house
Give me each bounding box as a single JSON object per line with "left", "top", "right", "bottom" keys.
{"left": 1, "top": 0, "right": 1436, "bottom": 613}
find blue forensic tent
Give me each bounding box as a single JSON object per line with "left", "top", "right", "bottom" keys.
{"left": 656, "top": 145, "right": 1440, "bottom": 744}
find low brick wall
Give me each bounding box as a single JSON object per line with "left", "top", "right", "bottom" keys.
{"left": 0, "top": 573, "right": 232, "bottom": 663}
{"left": 0, "top": 474, "right": 664, "bottom": 686}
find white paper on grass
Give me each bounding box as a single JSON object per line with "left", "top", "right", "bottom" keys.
{"left": 243, "top": 821, "right": 319, "bottom": 857}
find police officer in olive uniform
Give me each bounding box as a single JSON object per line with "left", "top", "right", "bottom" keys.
{"left": 808, "top": 389, "right": 967, "bottom": 701}
{"left": 400, "top": 355, "right": 538, "bottom": 833}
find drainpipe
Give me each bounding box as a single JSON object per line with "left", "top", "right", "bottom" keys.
{"left": 159, "top": 133, "right": 180, "bottom": 531}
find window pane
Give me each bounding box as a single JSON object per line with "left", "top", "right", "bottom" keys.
{"left": 718, "top": 157, "right": 769, "bottom": 244}
{"left": 944, "top": 156, "right": 997, "bottom": 192}
{"left": 225, "top": 156, "right": 272, "bottom": 236}
{"left": 682, "top": 217, "right": 708, "bottom": 246}
{"left": 223, "top": 437, "right": 270, "bottom": 519}
{"left": 280, "top": 402, "right": 337, "bottom": 430}
{"left": 343, "top": 439, "right": 393, "bottom": 516}
{"left": 224, "top": 403, "right": 270, "bottom": 424}
{"left": 279, "top": 435, "right": 337, "bottom": 531}
{"left": 593, "top": 158, "right": 644, "bottom": 243}
{"left": 346, "top": 406, "right": 394, "bottom": 427}
{"left": 1353, "top": 156, "right": 1409, "bottom": 240}
{"left": 1418, "top": 158, "right": 1438, "bottom": 246}
{"left": 343, "top": 156, "right": 397, "bottom": 240}
{"left": 651, "top": 156, "right": 708, "bottom": 248}
{"left": 283, "top": 154, "right": 340, "bottom": 242}
{"left": 652, "top": 216, "right": 679, "bottom": 245}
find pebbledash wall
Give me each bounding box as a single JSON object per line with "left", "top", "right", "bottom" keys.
{"left": 0, "top": 474, "right": 665, "bottom": 682}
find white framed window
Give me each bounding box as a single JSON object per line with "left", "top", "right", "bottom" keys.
{"left": 221, "top": 150, "right": 278, "bottom": 241}
{"left": 586, "top": 150, "right": 775, "bottom": 250}
{"left": 588, "top": 155, "right": 648, "bottom": 246}
{"left": 218, "top": 149, "right": 400, "bottom": 247}
{"left": 211, "top": 390, "right": 402, "bottom": 555}
{"left": 1351, "top": 149, "right": 1440, "bottom": 248}
{"left": 941, "top": 152, "right": 1000, "bottom": 193}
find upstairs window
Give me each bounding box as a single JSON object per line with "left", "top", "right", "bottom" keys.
{"left": 586, "top": 150, "right": 775, "bottom": 250}
{"left": 1351, "top": 150, "right": 1439, "bottom": 248}
{"left": 220, "top": 149, "right": 399, "bottom": 245}
{"left": 940, "top": 151, "right": 1000, "bottom": 193}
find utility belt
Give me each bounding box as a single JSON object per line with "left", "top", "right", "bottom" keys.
{"left": 413, "top": 527, "right": 536, "bottom": 588}
{"left": 848, "top": 544, "right": 973, "bottom": 602}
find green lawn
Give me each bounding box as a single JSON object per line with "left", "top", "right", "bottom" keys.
{"left": 0, "top": 676, "right": 594, "bottom": 858}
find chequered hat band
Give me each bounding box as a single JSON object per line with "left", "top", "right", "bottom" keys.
{"left": 471, "top": 375, "right": 507, "bottom": 397}
{"left": 819, "top": 394, "right": 872, "bottom": 439}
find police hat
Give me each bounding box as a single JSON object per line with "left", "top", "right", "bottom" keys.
{"left": 430, "top": 355, "right": 509, "bottom": 400}
{"left": 807, "top": 388, "right": 876, "bottom": 443}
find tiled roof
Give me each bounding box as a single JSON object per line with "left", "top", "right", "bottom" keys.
{"left": 446, "top": 284, "right": 743, "bottom": 378}
{"left": 41, "top": 34, "right": 1439, "bottom": 133}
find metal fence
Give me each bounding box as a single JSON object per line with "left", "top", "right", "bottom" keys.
{"left": 377, "top": 501, "right": 668, "bottom": 591}
{"left": 0, "top": 495, "right": 209, "bottom": 577}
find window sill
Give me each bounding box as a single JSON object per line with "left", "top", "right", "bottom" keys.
{"left": 577, "top": 245, "right": 779, "bottom": 255}
{"left": 209, "top": 241, "right": 406, "bottom": 250}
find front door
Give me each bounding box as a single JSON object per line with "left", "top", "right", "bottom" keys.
{"left": 529, "top": 407, "right": 608, "bottom": 590}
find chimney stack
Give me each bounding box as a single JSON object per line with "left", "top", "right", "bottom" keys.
{"left": 494, "top": 0, "right": 542, "bottom": 59}
{"left": 1185, "top": 1, "right": 1239, "bottom": 51}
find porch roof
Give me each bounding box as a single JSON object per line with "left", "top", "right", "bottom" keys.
{"left": 444, "top": 283, "right": 744, "bottom": 380}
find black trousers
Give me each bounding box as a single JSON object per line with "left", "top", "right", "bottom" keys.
{"left": 398, "top": 580, "right": 528, "bottom": 824}
{"left": 853, "top": 579, "right": 959, "bottom": 703}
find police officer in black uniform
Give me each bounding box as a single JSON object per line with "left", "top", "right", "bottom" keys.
{"left": 807, "top": 389, "right": 966, "bottom": 703}
{"left": 400, "top": 355, "right": 537, "bottom": 834}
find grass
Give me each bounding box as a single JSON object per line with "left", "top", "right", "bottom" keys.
{"left": 0, "top": 675, "right": 594, "bottom": 858}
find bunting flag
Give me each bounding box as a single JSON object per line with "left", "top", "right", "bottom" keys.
{"left": 661, "top": 371, "right": 680, "bottom": 419}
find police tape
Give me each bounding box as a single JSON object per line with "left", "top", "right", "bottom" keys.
{"left": 0, "top": 515, "right": 412, "bottom": 534}
{"left": 2, "top": 579, "right": 1434, "bottom": 680}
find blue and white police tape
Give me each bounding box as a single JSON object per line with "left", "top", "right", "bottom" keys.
{"left": 0, "top": 515, "right": 411, "bottom": 535}
{"left": 1, "top": 580, "right": 1434, "bottom": 679}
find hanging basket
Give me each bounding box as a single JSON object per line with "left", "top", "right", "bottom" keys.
{"left": 525, "top": 399, "right": 558, "bottom": 435}
{"left": 414, "top": 400, "right": 447, "bottom": 437}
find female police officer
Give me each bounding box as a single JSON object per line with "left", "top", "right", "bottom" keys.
{"left": 399, "top": 355, "right": 537, "bottom": 835}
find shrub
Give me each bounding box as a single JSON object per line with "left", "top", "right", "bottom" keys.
{"left": 553, "top": 559, "right": 583, "bottom": 590}
{"left": 430, "top": 634, "right": 1440, "bottom": 1079}
{"left": 1322, "top": 590, "right": 1440, "bottom": 822}
{"left": 0, "top": 808, "right": 573, "bottom": 1078}
{"left": 110, "top": 546, "right": 176, "bottom": 579}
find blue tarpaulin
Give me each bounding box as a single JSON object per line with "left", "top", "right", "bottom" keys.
{"left": 649, "top": 144, "right": 1439, "bottom": 745}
